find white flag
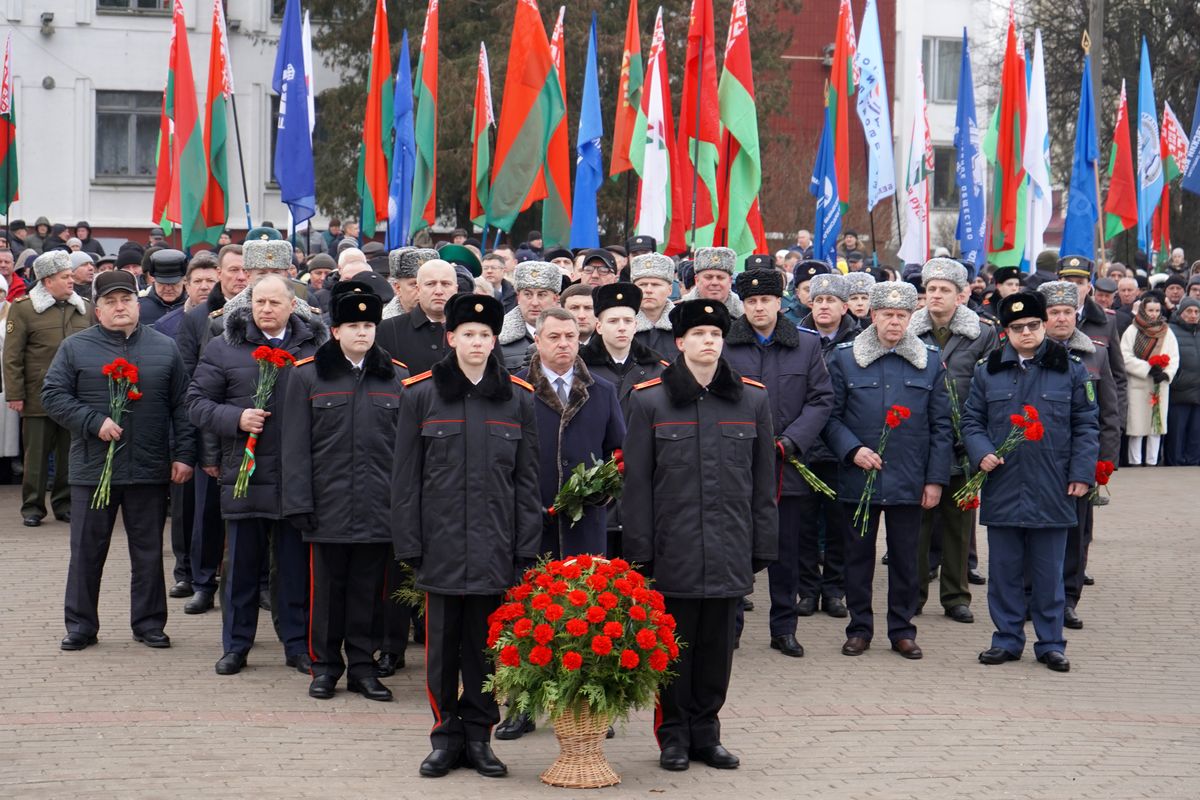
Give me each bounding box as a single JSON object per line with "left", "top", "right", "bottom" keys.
{"left": 896, "top": 62, "right": 932, "bottom": 266}
{"left": 854, "top": 0, "right": 895, "bottom": 210}
{"left": 1023, "top": 29, "right": 1052, "bottom": 263}
{"left": 636, "top": 8, "right": 670, "bottom": 246}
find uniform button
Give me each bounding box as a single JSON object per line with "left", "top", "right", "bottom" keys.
{"left": 885, "top": 384, "right": 890, "bottom": 389}
{"left": 738, "top": 432, "right": 744, "bottom": 437}
{"left": 430, "top": 344, "right": 437, "bottom": 349}
{"left": 436, "top": 430, "right": 442, "bottom": 435}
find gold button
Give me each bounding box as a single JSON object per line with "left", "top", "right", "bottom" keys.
{"left": 358, "top": 302, "right": 367, "bottom": 311}
{"left": 704, "top": 305, "right": 713, "bottom": 313}
{"left": 474, "top": 303, "right": 484, "bottom": 312}
{"left": 616, "top": 293, "right": 623, "bottom": 300}
{"left": 1012, "top": 301, "right": 1024, "bottom": 312}
{"left": 751, "top": 279, "right": 759, "bottom": 286}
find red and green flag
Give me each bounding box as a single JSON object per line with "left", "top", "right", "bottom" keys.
{"left": 610, "top": 0, "right": 643, "bottom": 178}
{"left": 829, "top": 0, "right": 857, "bottom": 214}
{"left": 201, "top": 0, "right": 232, "bottom": 243}
{"left": 490, "top": 0, "right": 565, "bottom": 233}
{"left": 634, "top": 7, "right": 686, "bottom": 255}
{"left": 542, "top": 6, "right": 572, "bottom": 247}
{"left": 1152, "top": 100, "right": 1190, "bottom": 254}
{"left": 469, "top": 42, "right": 495, "bottom": 229}
{"left": 410, "top": 0, "right": 438, "bottom": 237}
{"left": 164, "top": 0, "right": 209, "bottom": 249}
{"left": 986, "top": 10, "right": 1026, "bottom": 260}
{"left": 677, "top": 0, "right": 721, "bottom": 248}
{"left": 715, "top": 0, "right": 765, "bottom": 262}
{"left": 0, "top": 33, "right": 18, "bottom": 215}
{"left": 357, "top": 0, "right": 393, "bottom": 238}
{"left": 1103, "top": 80, "right": 1138, "bottom": 241}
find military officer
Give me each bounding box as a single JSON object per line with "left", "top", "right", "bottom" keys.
{"left": 1059, "top": 256, "right": 1127, "bottom": 415}
{"left": 679, "top": 247, "right": 744, "bottom": 319}
{"left": 965, "top": 291, "right": 1099, "bottom": 673}
{"left": 381, "top": 247, "right": 437, "bottom": 320}
{"left": 498, "top": 261, "right": 562, "bottom": 370}
{"left": 631, "top": 253, "right": 679, "bottom": 359}
{"left": 843, "top": 271, "right": 875, "bottom": 323}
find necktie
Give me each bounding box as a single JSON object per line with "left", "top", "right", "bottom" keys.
{"left": 352, "top": 365, "right": 363, "bottom": 380}
{"left": 269, "top": 337, "right": 282, "bottom": 348}
{"left": 554, "top": 377, "right": 568, "bottom": 406}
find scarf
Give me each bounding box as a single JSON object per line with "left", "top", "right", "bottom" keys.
{"left": 1131, "top": 305, "right": 1168, "bottom": 361}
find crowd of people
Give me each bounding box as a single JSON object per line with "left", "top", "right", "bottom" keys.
{"left": 1, "top": 215, "right": 1196, "bottom": 779}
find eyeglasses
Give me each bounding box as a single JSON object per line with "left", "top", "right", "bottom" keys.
{"left": 1008, "top": 320, "right": 1043, "bottom": 334}
{"left": 581, "top": 265, "right": 614, "bottom": 275}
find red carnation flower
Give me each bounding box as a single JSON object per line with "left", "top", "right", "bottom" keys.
{"left": 544, "top": 604, "right": 565, "bottom": 622}
{"left": 658, "top": 613, "right": 676, "bottom": 630}
{"left": 499, "top": 645, "right": 520, "bottom": 667}
{"left": 533, "top": 623, "right": 554, "bottom": 645}
{"left": 252, "top": 346, "right": 273, "bottom": 361}
{"left": 528, "top": 645, "right": 552, "bottom": 666}
{"left": 547, "top": 506, "right": 557, "bottom": 518}
{"left": 649, "top": 649, "right": 669, "bottom": 671}
{"left": 567, "top": 589, "right": 588, "bottom": 607}
{"left": 101, "top": 363, "right": 116, "bottom": 377}
{"left": 1010, "top": 414, "right": 1029, "bottom": 428}
{"left": 562, "top": 651, "right": 583, "bottom": 671}
{"left": 549, "top": 580, "right": 568, "bottom": 596}
{"left": 486, "top": 623, "right": 503, "bottom": 648}
{"left": 576, "top": 554, "right": 594, "bottom": 569}
{"left": 610, "top": 558, "right": 630, "bottom": 573}
{"left": 513, "top": 618, "right": 533, "bottom": 638}
{"left": 586, "top": 573, "right": 608, "bottom": 591}
{"left": 636, "top": 628, "right": 658, "bottom": 650}
{"left": 531, "top": 593, "right": 552, "bottom": 610}
{"left": 667, "top": 642, "right": 680, "bottom": 658}
{"left": 535, "top": 572, "right": 554, "bottom": 589}
{"left": 613, "top": 578, "right": 633, "bottom": 596}
{"left": 591, "top": 635, "right": 614, "bottom": 656}
{"left": 1023, "top": 404, "right": 1039, "bottom": 421}
{"left": 510, "top": 583, "right": 532, "bottom": 600}
{"left": 560, "top": 563, "right": 582, "bottom": 580}
{"left": 885, "top": 410, "right": 901, "bottom": 429}
{"left": 620, "top": 649, "right": 640, "bottom": 669}
{"left": 596, "top": 591, "right": 619, "bottom": 610}
{"left": 632, "top": 587, "right": 651, "bottom": 605}
{"left": 629, "top": 605, "right": 647, "bottom": 621}
{"left": 565, "top": 618, "right": 589, "bottom": 637}
{"left": 1023, "top": 421, "right": 1045, "bottom": 442}
{"left": 892, "top": 404, "right": 911, "bottom": 419}
{"left": 603, "top": 621, "right": 624, "bottom": 638}
{"left": 127, "top": 389, "right": 143, "bottom": 401}
{"left": 586, "top": 606, "right": 606, "bottom": 624}
{"left": 648, "top": 592, "right": 666, "bottom": 612}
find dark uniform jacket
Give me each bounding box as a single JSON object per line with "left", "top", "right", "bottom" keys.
{"left": 497, "top": 306, "right": 535, "bottom": 371}
{"left": 823, "top": 326, "right": 954, "bottom": 505}
{"left": 799, "top": 313, "right": 861, "bottom": 465}
{"left": 622, "top": 358, "right": 778, "bottom": 599}
{"left": 962, "top": 339, "right": 1099, "bottom": 529}
{"left": 391, "top": 353, "right": 542, "bottom": 595}
{"left": 723, "top": 313, "right": 834, "bottom": 495}
{"left": 185, "top": 306, "right": 328, "bottom": 519}
{"left": 1057, "top": 329, "right": 1121, "bottom": 463}
{"left": 375, "top": 303, "right": 449, "bottom": 375}
{"left": 177, "top": 288, "right": 228, "bottom": 377}
{"left": 634, "top": 301, "right": 678, "bottom": 361}
{"left": 137, "top": 287, "right": 185, "bottom": 326}
{"left": 1168, "top": 316, "right": 1200, "bottom": 405}
{"left": 42, "top": 323, "right": 195, "bottom": 485}
{"left": 281, "top": 341, "right": 408, "bottom": 544}
{"left": 1078, "top": 297, "right": 1127, "bottom": 416}
{"left": 578, "top": 335, "right": 668, "bottom": 408}
{"left": 516, "top": 355, "right": 626, "bottom": 557}
{"left": 2, "top": 286, "right": 92, "bottom": 415}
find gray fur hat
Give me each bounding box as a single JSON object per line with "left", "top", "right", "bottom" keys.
{"left": 514, "top": 261, "right": 562, "bottom": 293}
{"left": 870, "top": 280, "right": 918, "bottom": 311}
{"left": 33, "top": 250, "right": 72, "bottom": 281}
{"left": 630, "top": 253, "right": 675, "bottom": 284}
{"left": 844, "top": 271, "right": 877, "bottom": 297}
{"left": 1037, "top": 280, "right": 1079, "bottom": 309}
{"left": 243, "top": 240, "right": 293, "bottom": 272}
{"left": 693, "top": 246, "right": 736, "bottom": 275}
{"left": 388, "top": 247, "right": 439, "bottom": 280}
{"left": 809, "top": 273, "right": 849, "bottom": 302}
{"left": 921, "top": 257, "right": 968, "bottom": 291}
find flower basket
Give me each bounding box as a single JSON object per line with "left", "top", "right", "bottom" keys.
{"left": 540, "top": 702, "right": 620, "bottom": 789}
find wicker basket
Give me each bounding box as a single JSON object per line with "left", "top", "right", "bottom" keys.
{"left": 539, "top": 703, "right": 620, "bottom": 789}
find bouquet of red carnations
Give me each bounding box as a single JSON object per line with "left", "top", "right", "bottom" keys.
{"left": 233, "top": 346, "right": 295, "bottom": 499}
{"left": 92, "top": 358, "right": 142, "bottom": 509}
{"left": 851, "top": 404, "right": 910, "bottom": 536}
{"left": 1089, "top": 460, "right": 1115, "bottom": 503}
{"left": 953, "top": 405, "right": 1043, "bottom": 510}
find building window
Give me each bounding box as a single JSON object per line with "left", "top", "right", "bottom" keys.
{"left": 921, "top": 38, "right": 962, "bottom": 104}
{"left": 97, "top": 0, "right": 170, "bottom": 11}
{"left": 931, "top": 146, "right": 958, "bottom": 210}
{"left": 95, "top": 91, "right": 161, "bottom": 181}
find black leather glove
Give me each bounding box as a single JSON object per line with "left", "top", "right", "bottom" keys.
{"left": 752, "top": 558, "right": 773, "bottom": 574}
{"left": 286, "top": 513, "right": 317, "bottom": 533}
{"left": 1150, "top": 366, "right": 1169, "bottom": 384}
{"left": 775, "top": 436, "right": 798, "bottom": 458}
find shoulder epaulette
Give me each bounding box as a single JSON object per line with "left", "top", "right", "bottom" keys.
{"left": 977, "top": 357, "right": 987, "bottom": 365}
{"left": 510, "top": 375, "right": 534, "bottom": 392}
{"left": 925, "top": 344, "right": 940, "bottom": 351}
{"left": 392, "top": 358, "right": 408, "bottom": 368}
{"left": 634, "top": 377, "right": 663, "bottom": 390}
{"left": 308, "top": 305, "right": 322, "bottom": 316}
{"left": 659, "top": 360, "right": 670, "bottom": 367}
{"left": 402, "top": 370, "right": 433, "bottom": 387}
{"left": 14, "top": 295, "right": 28, "bottom": 303}
{"left": 797, "top": 325, "right": 819, "bottom": 336}
{"left": 1104, "top": 308, "right": 1116, "bottom": 316}
{"left": 979, "top": 316, "right": 997, "bottom": 326}
{"left": 741, "top": 377, "right": 767, "bottom": 389}
{"left": 209, "top": 308, "right": 224, "bottom": 318}
{"left": 293, "top": 356, "right": 314, "bottom": 367}
{"left": 137, "top": 288, "right": 150, "bottom": 298}
{"left": 836, "top": 341, "right": 854, "bottom": 349}
{"left": 1069, "top": 353, "right": 1083, "bottom": 363}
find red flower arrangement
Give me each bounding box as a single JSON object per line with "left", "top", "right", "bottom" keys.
{"left": 1148, "top": 354, "right": 1171, "bottom": 434}
{"left": 92, "top": 358, "right": 142, "bottom": 509}
{"left": 954, "top": 405, "right": 1042, "bottom": 510}
{"left": 233, "top": 346, "right": 296, "bottom": 498}
{"left": 1089, "top": 460, "right": 1115, "bottom": 502}
{"left": 851, "top": 404, "right": 910, "bottom": 536}
{"left": 484, "top": 555, "right": 681, "bottom": 723}
{"left": 547, "top": 450, "right": 624, "bottom": 523}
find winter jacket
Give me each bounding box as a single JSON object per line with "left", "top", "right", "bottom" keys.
{"left": 799, "top": 312, "right": 860, "bottom": 465}
{"left": 176, "top": 288, "right": 228, "bottom": 377}
{"left": 1055, "top": 329, "right": 1121, "bottom": 463}
{"left": 2, "top": 284, "right": 93, "bottom": 416}
{"left": 41, "top": 323, "right": 195, "bottom": 484}
{"left": 375, "top": 303, "right": 449, "bottom": 375}
{"left": 1167, "top": 317, "right": 1200, "bottom": 406}
{"left": 1120, "top": 323, "right": 1180, "bottom": 436}
{"left": 578, "top": 335, "right": 668, "bottom": 408}
{"left": 1078, "top": 298, "right": 1127, "bottom": 416}
{"left": 634, "top": 301, "right": 678, "bottom": 361}
{"left": 137, "top": 286, "right": 186, "bottom": 327}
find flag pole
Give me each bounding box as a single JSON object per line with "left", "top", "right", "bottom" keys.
{"left": 1083, "top": 32, "right": 1106, "bottom": 271}
{"left": 228, "top": 94, "right": 254, "bottom": 229}
{"left": 862, "top": 136, "right": 879, "bottom": 267}
{"left": 623, "top": 171, "right": 632, "bottom": 242}
{"left": 688, "top": 31, "right": 704, "bottom": 252}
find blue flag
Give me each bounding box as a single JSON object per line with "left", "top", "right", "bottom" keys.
{"left": 1136, "top": 37, "right": 1163, "bottom": 253}
{"left": 1059, "top": 54, "right": 1099, "bottom": 260}
{"left": 387, "top": 31, "right": 416, "bottom": 250}
{"left": 854, "top": 0, "right": 896, "bottom": 211}
{"left": 953, "top": 30, "right": 985, "bottom": 271}
{"left": 809, "top": 104, "right": 840, "bottom": 265}
{"left": 570, "top": 14, "right": 603, "bottom": 249}
{"left": 1182, "top": 78, "right": 1200, "bottom": 197}
{"left": 272, "top": 0, "right": 315, "bottom": 224}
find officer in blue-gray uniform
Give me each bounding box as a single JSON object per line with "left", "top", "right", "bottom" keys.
{"left": 823, "top": 281, "right": 953, "bottom": 661}
{"left": 963, "top": 291, "right": 1099, "bottom": 674}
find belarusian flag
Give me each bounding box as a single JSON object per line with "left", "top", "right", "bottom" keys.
{"left": 634, "top": 6, "right": 685, "bottom": 255}
{"left": 677, "top": 0, "right": 720, "bottom": 249}
{"left": 715, "top": 0, "right": 765, "bottom": 262}
{"left": 151, "top": 89, "right": 173, "bottom": 234}
{"left": 410, "top": 0, "right": 438, "bottom": 237}
{"left": 201, "top": 0, "right": 232, "bottom": 243}
{"left": 357, "top": 0, "right": 392, "bottom": 238}
{"left": 829, "top": 0, "right": 857, "bottom": 215}
{"left": 165, "top": 0, "right": 209, "bottom": 249}
{"left": 469, "top": 42, "right": 494, "bottom": 229}
{"left": 490, "top": 0, "right": 564, "bottom": 233}
{"left": 1103, "top": 80, "right": 1138, "bottom": 241}
{"left": 1153, "top": 101, "right": 1190, "bottom": 254}
{"left": 610, "top": 0, "right": 643, "bottom": 178}
{"left": 987, "top": 8, "right": 1025, "bottom": 259}
{"left": 0, "top": 33, "right": 18, "bottom": 215}
{"left": 542, "top": 6, "right": 572, "bottom": 247}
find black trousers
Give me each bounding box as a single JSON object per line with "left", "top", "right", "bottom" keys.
{"left": 169, "top": 478, "right": 195, "bottom": 583}
{"left": 308, "top": 542, "right": 387, "bottom": 680}
{"left": 655, "top": 596, "right": 738, "bottom": 752}
{"left": 842, "top": 504, "right": 921, "bottom": 644}
{"left": 425, "top": 592, "right": 502, "bottom": 750}
{"left": 803, "top": 462, "right": 847, "bottom": 600}
{"left": 189, "top": 469, "right": 224, "bottom": 593}
{"left": 1063, "top": 497, "right": 1093, "bottom": 609}
{"left": 64, "top": 484, "right": 169, "bottom": 637}
{"left": 223, "top": 518, "right": 308, "bottom": 657}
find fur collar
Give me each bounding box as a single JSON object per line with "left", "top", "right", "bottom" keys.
{"left": 431, "top": 352, "right": 513, "bottom": 403}
{"left": 1060, "top": 329, "right": 1096, "bottom": 354}
{"left": 222, "top": 303, "right": 329, "bottom": 348}
{"left": 852, "top": 325, "right": 928, "bottom": 370}
{"left": 579, "top": 333, "right": 663, "bottom": 368}
{"left": 29, "top": 283, "right": 88, "bottom": 316}
{"left": 1080, "top": 297, "right": 1108, "bottom": 326}
{"left": 681, "top": 286, "right": 744, "bottom": 318}
{"left": 222, "top": 284, "right": 318, "bottom": 324}
{"left": 986, "top": 339, "right": 1070, "bottom": 374}
{"left": 381, "top": 296, "right": 404, "bottom": 320}
{"left": 635, "top": 300, "right": 675, "bottom": 333}
{"left": 313, "top": 340, "right": 396, "bottom": 381}
{"left": 527, "top": 354, "right": 594, "bottom": 427}
{"left": 909, "top": 304, "right": 981, "bottom": 341}
{"left": 661, "top": 356, "right": 744, "bottom": 406}
{"left": 725, "top": 313, "right": 801, "bottom": 348}
{"left": 499, "top": 306, "right": 532, "bottom": 346}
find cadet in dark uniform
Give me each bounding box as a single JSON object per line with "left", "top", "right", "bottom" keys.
{"left": 623, "top": 300, "right": 778, "bottom": 772}
{"left": 392, "top": 294, "right": 541, "bottom": 779}
{"left": 965, "top": 292, "right": 1099, "bottom": 673}
{"left": 722, "top": 269, "right": 834, "bottom": 658}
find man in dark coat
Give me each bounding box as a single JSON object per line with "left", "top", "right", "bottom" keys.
{"left": 376, "top": 257, "right": 454, "bottom": 374}
{"left": 137, "top": 249, "right": 188, "bottom": 326}
{"left": 965, "top": 291, "right": 1099, "bottom": 673}
{"left": 1059, "top": 256, "right": 1128, "bottom": 415}
{"left": 623, "top": 300, "right": 778, "bottom": 772}
{"left": 1167, "top": 298, "right": 1200, "bottom": 465}
{"left": 281, "top": 281, "right": 408, "bottom": 702}
{"left": 393, "top": 293, "right": 541, "bottom": 780}
{"left": 186, "top": 259, "right": 327, "bottom": 677}
{"left": 824, "top": 281, "right": 953, "bottom": 661}
{"left": 498, "top": 260, "right": 561, "bottom": 370}
{"left": 631, "top": 252, "right": 679, "bottom": 359}
{"left": 722, "top": 269, "right": 834, "bottom": 658}
{"left": 42, "top": 269, "right": 195, "bottom": 651}
{"left": 73, "top": 222, "right": 106, "bottom": 258}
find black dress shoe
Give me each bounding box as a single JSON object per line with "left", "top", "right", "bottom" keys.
{"left": 891, "top": 638, "right": 923, "bottom": 659}
{"left": 968, "top": 568, "right": 987, "bottom": 585}
{"left": 258, "top": 589, "right": 271, "bottom": 611}
{"left": 464, "top": 741, "right": 507, "bottom": 777}
{"left": 168, "top": 580, "right": 194, "bottom": 598}
{"left": 1083, "top": 573, "right": 1094, "bottom": 586}
{"left": 494, "top": 711, "right": 535, "bottom": 740}
{"left": 347, "top": 675, "right": 393, "bottom": 702}
{"left": 184, "top": 591, "right": 214, "bottom": 614}
{"left": 606, "top": 725, "right": 615, "bottom": 739}
{"left": 742, "top": 597, "right": 755, "bottom": 612}
{"left": 927, "top": 566, "right": 940, "bottom": 582}
{"left": 978, "top": 647, "right": 1020, "bottom": 665}
{"left": 659, "top": 746, "right": 689, "bottom": 771}
{"left": 794, "top": 596, "right": 817, "bottom": 617}
{"left": 841, "top": 636, "right": 870, "bottom": 656}
{"left": 1037, "top": 651, "right": 1071, "bottom": 672}
{"left": 769, "top": 634, "right": 805, "bottom": 657}
{"left": 419, "top": 747, "right": 464, "bottom": 777}
{"left": 945, "top": 604, "right": 975, "bottom": 623}
{"left": 308, "top": 674, "right": 337, "bottom": 699}
{"left": 690, "top": 744, "right": 740, "bottom": 769}
{"left": 881, "top": 551, "right": 889, "bottom": 565}
{"left": 821, "top": 596, "right": 848, "bottom": 618}
{"left": 376, "top": 651, "right": 404, "bottom": 677}
{"left": 134, "top": 630, "right": 171, "bottom": 648}
{"left": 286, "top": 652, "right": 314, "bottom": 674}
{"left": 22, "top": 516, "right": 41, "bottom": 527}
{"left": 215, "top": 651, "right": 247, "bottom": 675}
{"left": 54, "top": 511, "right": 71, "bottom": 523}
{"left": 60, "top": 632, "right": 97, "bottom": 651}
{"left": 1063, "top": 606, "right": 1083, "bottom": 629}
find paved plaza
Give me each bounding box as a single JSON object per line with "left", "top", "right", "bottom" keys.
{"left": 2, "top": 470, "right": 1199, "bottom": 799}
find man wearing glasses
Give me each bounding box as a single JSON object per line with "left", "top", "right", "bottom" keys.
{"left": 579, "top": 249, "right": 619, "bottom": 289}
